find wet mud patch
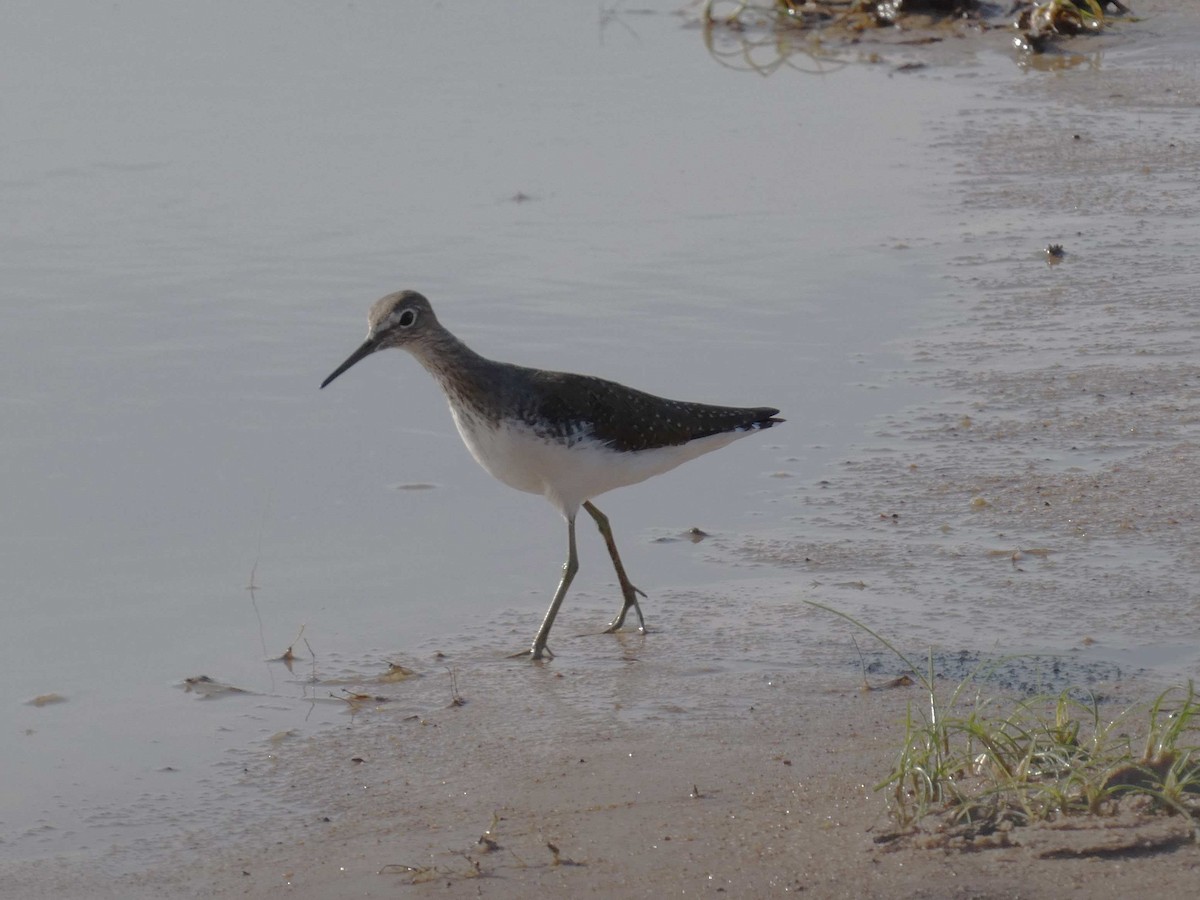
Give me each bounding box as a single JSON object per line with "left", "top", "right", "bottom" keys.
{"left": 719, "top": 0, "right": 1200, "bottom": 683}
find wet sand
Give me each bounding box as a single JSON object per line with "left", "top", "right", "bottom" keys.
{"left": 11, "top": 3, "right": 1200, "bottom": 897}
{"left": 9, "top": 616, "right": 1197, "bottom": 899}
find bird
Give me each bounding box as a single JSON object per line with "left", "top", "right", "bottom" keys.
{"left": 321, "top": 290, "right": 782, "bottom": 659}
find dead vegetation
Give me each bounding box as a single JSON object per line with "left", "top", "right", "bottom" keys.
{"left": 700, "top": 0, "right": 1134, "bottom": 65}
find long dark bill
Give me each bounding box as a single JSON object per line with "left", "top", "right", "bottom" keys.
{"left": 320, "top": 338, "right": 380, "bottom": 389}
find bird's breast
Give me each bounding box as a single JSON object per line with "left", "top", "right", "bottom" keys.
{"left": 448, "top": 404, "right": 552, "bottom": 497}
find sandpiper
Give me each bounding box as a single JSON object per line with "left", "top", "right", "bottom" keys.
{"left": 321, "top": 290, "right": 782, "bottom": 659}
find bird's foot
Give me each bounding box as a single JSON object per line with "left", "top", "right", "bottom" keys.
{"left": 508, "top": 643, "right": 554, "bottom": 661}
{"left": 603, "top": 591, "right": 648, "bottom": 634}
{"left": 602, "top": 621, "right": 648, "bottom": 635}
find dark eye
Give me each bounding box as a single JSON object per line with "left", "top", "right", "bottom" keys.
{"left": 398, "top": 309, "right": 417, "bottom": 328}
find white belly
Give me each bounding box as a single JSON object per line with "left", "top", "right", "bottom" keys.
{"left": 449, "top": 403, "right": 749, "bottom": 517}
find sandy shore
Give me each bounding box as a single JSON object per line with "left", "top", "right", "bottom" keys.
{"left": 13, "top": 625, "right": 1197, "bottom": 899}
{"left": 192, "top": 663, "right": 1197, "bottom": 900}
{"left": 10, "top": 3, "right": 1200, "bottom": 897}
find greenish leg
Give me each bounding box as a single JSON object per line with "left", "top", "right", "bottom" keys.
{"left": 582, "top": 500, "right": 647, "bottom": 634}
{"left": 528, "top": 513, "right": 579, "bottom": 660}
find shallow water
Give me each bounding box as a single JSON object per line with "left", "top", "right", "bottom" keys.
{"left": 0, "top": 0, "right": 955, "bottom": 868}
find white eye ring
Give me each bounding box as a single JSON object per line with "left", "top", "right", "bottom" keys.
{"left": 398, "top": 309, "right": 417, "bottom": 328}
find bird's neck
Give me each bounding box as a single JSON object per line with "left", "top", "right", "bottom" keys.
{"left": 406, "top": 327, "right": 504, "bottom": 419}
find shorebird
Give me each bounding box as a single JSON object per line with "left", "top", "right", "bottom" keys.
{"left": 321, "top": 290, "right": 782, "bottom": 659}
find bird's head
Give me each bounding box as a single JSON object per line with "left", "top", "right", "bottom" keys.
{"left": 321, "top": 290, "right": 439, "bottom": 388}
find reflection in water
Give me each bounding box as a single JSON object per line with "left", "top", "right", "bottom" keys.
{"left": 702, "top": 21, "right": 851, "bottom": 76}
{"left": 702, "top": 20, "right": 1105, "bottom": 76}
{"left": 1013, "top": 45, "right": 1102, "bottom": 72}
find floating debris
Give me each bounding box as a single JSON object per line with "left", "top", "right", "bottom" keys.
{"left": 25, "top": 693, "right": 67, "bottom": 707}
{"left": 269, "top": 624, "right": 309, "bottom": 672}
{"left": 375, "top": 662, "right": 417, "bottom": 684}
{"left": 654, "top": 526, "right": 711, "bottom": 544}
{"left": 335, "top": 689, "right": 390, "bottom": 707}
{"left": 182, "top": 675, "right": 249, "bottom": 698}
{"left": 546, "top": 841, "right": 584, "bottom": 867}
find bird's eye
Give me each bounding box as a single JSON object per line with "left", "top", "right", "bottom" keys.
{"left": 398, "top": 309, "right": 417, "bottom": 328}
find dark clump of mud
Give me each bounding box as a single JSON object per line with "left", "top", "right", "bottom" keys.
{"left": 860, "top": 648, "right": 1139, "bottom": 695}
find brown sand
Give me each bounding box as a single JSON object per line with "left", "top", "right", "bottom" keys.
{"left": 192, "top": 659, "right": 1199, "bottom": 900}
{"left": 20, "top": 637, "right": 1195, "bottom": 900}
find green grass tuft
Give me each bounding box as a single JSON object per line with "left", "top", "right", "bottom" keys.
{"left": 808, "top": 601, "right": 1200, "bottom": 841}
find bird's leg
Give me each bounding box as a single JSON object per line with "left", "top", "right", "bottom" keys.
{"left": 527, "top": 513, "right": 579, "bottom": 660}
{"left": 582, "top": 500, "right": 647, "bottom": 634}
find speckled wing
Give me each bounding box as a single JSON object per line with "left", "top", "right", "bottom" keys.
{"left": 523, "top": 370, "right": 782, "bottom": 453}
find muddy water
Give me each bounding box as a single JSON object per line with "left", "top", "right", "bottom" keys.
{"left": 3, "top": 0, "right": 1196, "bottom": 881}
